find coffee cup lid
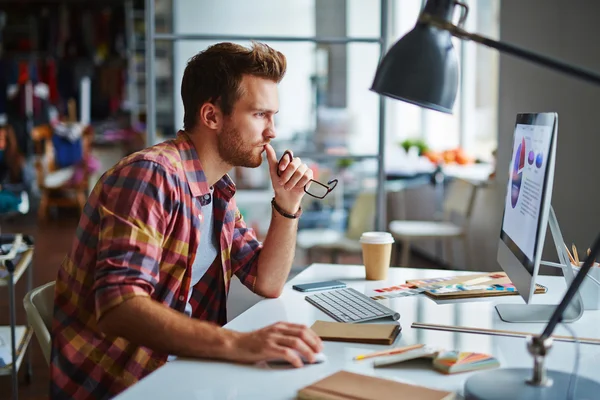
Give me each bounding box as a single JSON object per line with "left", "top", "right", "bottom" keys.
{"left": 359, "top": 231, "right": 394, "bottom": 244}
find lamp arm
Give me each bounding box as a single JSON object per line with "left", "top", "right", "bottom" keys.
{"left": 420, "top": 14, "right": 600, "bottom": 86}
{"left": 539, "top": 232, "right": 600, "bottom": 341}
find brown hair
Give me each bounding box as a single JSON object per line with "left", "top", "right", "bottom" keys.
{"left": 181, "top": 42, "right": 287, "bottom": 131}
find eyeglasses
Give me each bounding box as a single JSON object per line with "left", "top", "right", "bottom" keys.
{"left": 277, "top": 150, "right": 338, "bottom": 199}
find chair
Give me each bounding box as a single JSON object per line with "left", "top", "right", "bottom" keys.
{"left": 31, "top": 123, "right": 93, "bottom": 221}
{"left": 296, "top": 191, "right": 375, "bottom": 264}
{"left": 389, "top": 178, "right": 479, "bottom": 269}
{"left": 23, "top": 281, "right": 55, "bottom": 365}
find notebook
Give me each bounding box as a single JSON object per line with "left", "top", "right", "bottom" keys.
{"left": 310, "top": 320, "right": 401, "bottom": 345}
{"left": 373, "top": 346, "right": 500, "bottom": 374}
{"left": 297, "top": 370, "right": 456, "bottom": 400}
{"left": 406, "top": 271, "right": 547, "bottom": 300}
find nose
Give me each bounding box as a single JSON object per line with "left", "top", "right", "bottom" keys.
{"left": 264, "top": 117, "right": 276, "bottom": 139}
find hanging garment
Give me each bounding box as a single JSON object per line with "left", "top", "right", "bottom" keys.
{"left": 52, "top": 134, "right": 83, "bottom": 169}
{"left": 51, "top": 122, "right": 85, "bottom": 168}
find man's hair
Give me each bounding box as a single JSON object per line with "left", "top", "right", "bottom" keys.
{"left": 181, "top": 42, "right": 287, "bottom": 131}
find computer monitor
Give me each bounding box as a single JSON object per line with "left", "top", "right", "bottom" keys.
{"left": 495, "top": 112, "right": 582, "bottom": 323}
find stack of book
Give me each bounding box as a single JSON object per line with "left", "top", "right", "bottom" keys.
{"left": 372, "top": 345, "right": 500, "bottom": 374}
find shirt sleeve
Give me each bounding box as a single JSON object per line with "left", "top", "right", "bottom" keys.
{"left": 231, "top": 206, "right": 262, "bottom": 293}
{"left": 93, "top": 160, "right": 176, "bottom": 322}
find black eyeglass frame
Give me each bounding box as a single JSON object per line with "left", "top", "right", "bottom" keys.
{"left": 276, "top": 150, "right": 338, "bottom": 200}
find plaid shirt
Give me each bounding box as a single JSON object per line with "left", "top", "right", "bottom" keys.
{"left": 50, "top": 132, "right": 261, "bottom": 399}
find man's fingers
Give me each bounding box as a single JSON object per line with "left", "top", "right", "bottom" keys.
{"left": 294, "top": 169, "right": 313, "bottom": 191}
{"left": 275, "top": 324, "right": 323, "bottom": 353}
{"left": 277, "top": 335, "right": 315, "bottom": 364}
{"left": 272, "top": 321, "right": 308, "bottom": 331}
{"left": 278, "top": 150, "right": 293, "bottom": 172}
{"left": 264, "top": 144, "right": 280, "bottom": 175}
{"left": 284, "top": 164, "right": 308, "bottom": 190}
{"left": 277, "top": 347, "right": 304, "bottom": 368}
{"left": 278, "top": 157, "right": 302, "bottom": 184}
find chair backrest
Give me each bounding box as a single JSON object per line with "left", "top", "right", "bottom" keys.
{"left": 23, "top": 281, "right": 55, "bottom": 365}
{"left": 442, "top": 178, "right": 479, "bottom": 221}
{"left": 345, "top": 191, "right": 376, "bottom": 240}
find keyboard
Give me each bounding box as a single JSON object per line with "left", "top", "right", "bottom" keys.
{"left": 305, "top": 287, "right": 401, "bottom": 323}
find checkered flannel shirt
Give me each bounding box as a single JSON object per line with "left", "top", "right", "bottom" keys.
{"left": 50, "top": 132, "right": 261, "bottom": 399}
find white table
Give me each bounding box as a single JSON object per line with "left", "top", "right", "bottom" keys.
{"left": 116, "top": 264, "right": 600, "bottom": 399}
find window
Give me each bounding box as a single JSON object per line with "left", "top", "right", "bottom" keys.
{"left": 158, "top": 0, "right": 499, "bottom": 160}
{"left": 386, "top": 0, "right": 500, "bottom": 162}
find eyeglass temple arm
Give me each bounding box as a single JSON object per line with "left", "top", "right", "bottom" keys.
{"left": 276, "top": 150, "right": 294, "bottom": 178}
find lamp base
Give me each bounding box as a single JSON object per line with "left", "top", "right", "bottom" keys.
{"left": 464, "top": 368, "right": 600, "bottom": 400}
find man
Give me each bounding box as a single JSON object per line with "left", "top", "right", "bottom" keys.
{"left": 50, "top": 42, "right": 322, "bottom": 399}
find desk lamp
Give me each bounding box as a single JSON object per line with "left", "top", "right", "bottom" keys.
{"left": 371, "top": 0, "right": 600, "bottom": 398}
{"left": 464, "top": 232, "right": 600, "bottom": 399}
{"left": 371, "top": 0, "right": 600, "bottom": 113}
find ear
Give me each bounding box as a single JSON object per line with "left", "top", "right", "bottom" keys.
{"left": 198, "top": 102, "right": 222, "bottom": 130}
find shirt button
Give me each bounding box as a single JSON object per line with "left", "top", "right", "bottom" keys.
{"left": 204, "top": 194, "right": 210, "bottom": 200}
{"left": 199, "top": 214, "right": 203, "bottom": 222}
{"left": 179, "top": 295, "right": 185, "bottom": 301}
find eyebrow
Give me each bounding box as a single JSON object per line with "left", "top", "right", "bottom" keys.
{"left": 251, "top": 107, "right": 279, "bottom": 114}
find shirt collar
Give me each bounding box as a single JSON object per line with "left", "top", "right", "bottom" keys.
{"left": 175, "top": 131, "right": 236, "bottom": 200}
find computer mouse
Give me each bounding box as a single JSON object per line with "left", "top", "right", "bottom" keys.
{"left": 302, "top": 352, "right": 327, "bottom": 364}
{"left": 269, "top": 351, "right": 327, "bottom": 365}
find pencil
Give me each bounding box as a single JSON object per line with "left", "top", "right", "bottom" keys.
{"left": 564, "top": 243, "right": 576, "bottom": 265}
{"left": 572, "top": 244, "right": 580, "bottom": 265}
{"left": 353, "top": 343, "right": 424, "bottom": 361}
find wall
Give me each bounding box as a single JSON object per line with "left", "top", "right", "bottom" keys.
{"left": 422, "top": 0, "right": 600, "bottom": 272}
{"left": 497, "top": 0, "right": 600, "bottom": 262}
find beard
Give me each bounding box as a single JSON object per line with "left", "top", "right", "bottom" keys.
{"left": 217, "top": 123, "right": 264, "bottom": 168}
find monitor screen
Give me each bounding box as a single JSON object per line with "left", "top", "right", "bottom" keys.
{"left": 500, "top": 114, "right": 556, "bottom": 274}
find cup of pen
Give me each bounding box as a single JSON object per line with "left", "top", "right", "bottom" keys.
{"left": 360, "top": 232, "right": 395, "bottom": 280}
{"left": 578, "top": 261, "right": 600, "bottom": 310}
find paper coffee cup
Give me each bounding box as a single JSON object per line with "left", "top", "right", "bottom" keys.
{"left": 360, "top": 232, "right": 394, "bottom": 280}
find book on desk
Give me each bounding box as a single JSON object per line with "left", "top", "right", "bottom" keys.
{"left": 372, "top": 345, "right": 499, "bottom": 374}
{"left": 406, "top": 271, "right": 547, "bottom": 300}
{"left": 297, "top": 370, "right": 456, "bottom": 400}
{"left": 310, "top": 320, "right": 401, "bottom": 345}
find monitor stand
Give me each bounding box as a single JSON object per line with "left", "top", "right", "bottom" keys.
{"left": 495, "top": 207, "right": 583, "bottom": 323}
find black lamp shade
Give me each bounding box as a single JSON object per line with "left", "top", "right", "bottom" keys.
{"left": 371, "top": 23, "right": 459, "bottom": 114}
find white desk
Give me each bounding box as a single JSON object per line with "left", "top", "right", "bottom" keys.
{"left": 116, "top": 264, "right": 600, "bottom": 399}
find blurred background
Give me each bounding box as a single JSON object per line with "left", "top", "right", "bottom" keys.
{"left": 5, "top": 0, "right": 600, "bottom": 398}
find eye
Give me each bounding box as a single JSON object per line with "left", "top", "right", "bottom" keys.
{"left": 255, "top": 112, "right": 266, "bottom": 118}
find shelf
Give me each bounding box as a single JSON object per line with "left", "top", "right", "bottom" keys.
{"left": 0, "top": 248, "right": 33, "bottom": 286}
{"left": 154, "top": 33, "right": 382, "bottom": 45}
{"left": 0, "top": 326, "right": 33, "bottom": 375}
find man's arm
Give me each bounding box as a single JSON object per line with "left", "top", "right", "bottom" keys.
{"left": 94, "top": 161, "right": 322, "bottom": 367}
{"left": 254, "top": 208, "right": 299, "bottom": 297}
{"left": 253, "top": 145, "right": 313, "bottom": 297}
{"left": 98, "top": 296, "right": 322, "bottom": 367}
{"left": 97, "top": 296, "right": 234, "bottom": 359}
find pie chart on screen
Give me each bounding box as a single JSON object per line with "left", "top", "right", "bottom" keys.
{"left": 536, "top": 152, "right": 544, "bottom": 168}
{"left": 511, "top": 138, "right": 526, "bottom": 208}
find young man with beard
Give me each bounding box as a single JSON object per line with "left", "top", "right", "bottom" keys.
{"left": 50, "top": 42, "right": 322, "bottom": 399}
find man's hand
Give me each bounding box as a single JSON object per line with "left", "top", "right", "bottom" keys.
{"left": 227, "top": 322, "right": 323, "bottom": 368}
{"left": 264, "top": 144, "right": 313, "bottom": 214}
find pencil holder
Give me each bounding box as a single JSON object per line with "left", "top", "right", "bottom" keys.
{"left": 579, "top": 263, "right": 600, "bottom": 310}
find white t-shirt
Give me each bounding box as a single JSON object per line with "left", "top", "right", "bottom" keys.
{"left": 184, "top": 187, "right": 218, "bottom": 316}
